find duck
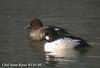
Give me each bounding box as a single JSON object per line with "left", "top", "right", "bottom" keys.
{"left": 25, "top": 17, "right": 70, "bottom": 41}
{"left": 44, "top": 28, "right": 91, "bottom": 57}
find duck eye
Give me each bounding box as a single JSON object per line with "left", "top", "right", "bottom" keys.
{"left": 45, "top": 36, "right": 50, "bottom": 40}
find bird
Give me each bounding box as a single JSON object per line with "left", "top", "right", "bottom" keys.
{"left": 25, "top": 17, "right": 70, "bottom": 41}
{"left": 44, "top": 28, "right": 91, "bottom": 57}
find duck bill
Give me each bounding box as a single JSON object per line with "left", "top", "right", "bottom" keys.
{"left": 24, "top": 25, "right": 31, "bottom": 30}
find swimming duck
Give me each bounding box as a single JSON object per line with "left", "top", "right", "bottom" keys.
{"left": 26, "top": 17, "right": 70, "bottom": 41}
{"left": 44, "top": 28, "right": 90, "bottom": 57}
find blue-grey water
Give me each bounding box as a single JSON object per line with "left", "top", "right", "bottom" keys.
{"left": 0, "top": 0, "right": 100, "bottom": 68}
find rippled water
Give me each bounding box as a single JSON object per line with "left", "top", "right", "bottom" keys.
{"left": 0, "top": 0, "right": 100, "bottom": 68}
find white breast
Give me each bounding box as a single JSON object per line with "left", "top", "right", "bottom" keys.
{"left": 30, "top": 27, "right": 46, "bottom": 40}
{"left": 44, "top": 37, "right": 80, "bottom": 57}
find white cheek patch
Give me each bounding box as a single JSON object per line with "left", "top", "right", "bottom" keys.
{"left": 45, "top": 36, "right": 50, "bottom": 40}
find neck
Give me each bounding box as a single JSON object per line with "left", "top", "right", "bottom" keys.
{"left": 32, "top": 25, "right": 43, "bottom": 30}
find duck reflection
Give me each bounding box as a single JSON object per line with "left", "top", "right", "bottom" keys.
{"left": 45, "top": 48, "right": 90, "bottom": 65}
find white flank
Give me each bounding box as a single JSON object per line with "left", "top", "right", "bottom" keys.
{"left": 44, "top": 37, "right": 80, "bottom": 57}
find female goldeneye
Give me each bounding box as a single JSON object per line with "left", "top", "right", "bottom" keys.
{"left": 44, "top": 28, "right": 90, "bottom": 57}
{"left": 25, "top": 17, "right": 70, "bottom": 41}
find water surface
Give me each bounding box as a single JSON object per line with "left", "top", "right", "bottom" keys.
{"left": 0, "top": 0, "right": 100, "bottom": 68}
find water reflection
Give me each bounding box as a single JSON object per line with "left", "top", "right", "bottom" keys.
{"left": 30, "top": 39, "right": 91, "bottom": 67}
{"left": 45, "top": 47, "right": 90, "bottom": 65}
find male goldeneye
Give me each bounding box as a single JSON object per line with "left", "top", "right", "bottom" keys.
{"left": 25, "top": 17, "right": 70, "bottom": 41}
{"left": 44, "top": 28, "right": 90, "bottom": 57}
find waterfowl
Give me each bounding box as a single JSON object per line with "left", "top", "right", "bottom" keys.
{"left": 44, "top": 28, "right": 90, "bottom": 57}
{"left": 26, "top": 17, "right": 70, "bottom": 41}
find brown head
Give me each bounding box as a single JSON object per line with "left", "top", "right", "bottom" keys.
{"left": 26, "top": 17, "right": 44, "bottom": 30}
